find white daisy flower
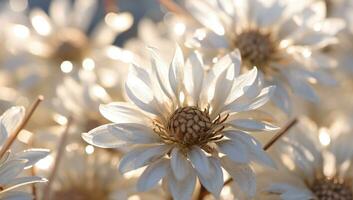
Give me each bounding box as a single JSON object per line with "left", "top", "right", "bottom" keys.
{"left": 259, "top": 116, "right": 353, "bottom": 200}
{"left": 83, "top": 46, "right": 278, "bottom": 199}
{"left": 36, "top": 146, "right": 166, "bottom": 200}
{"left": 0, "top": 106, "right": 49, "bottom": 200}
{"left": 17, "top": 0, "right": 133, "bottom": 95}
{"left": 182, "top": 0, "right": 344, "bottom": 113}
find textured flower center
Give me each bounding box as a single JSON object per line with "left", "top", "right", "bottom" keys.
{"left": 311, "top": 178, "right": 353, "bottom": 200}
{"left": 52, "top": 28, "right": 89, "bottom": 63}
{"left": 234, "top": 30, "right": 276, "bottom": 69}
{"left": 153, "top": 106, "right": 227, "bottom": 149}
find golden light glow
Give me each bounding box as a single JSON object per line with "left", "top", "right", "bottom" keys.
{"left": 11, "top": 24, "right": 30, "bottom": 39}
{"left": 319, "top": 127, "right": 331, "bottom": 146}
{"left": 60, "top": 61, "right": 73, "bottom": 73}
{"left": 173, "top": 22, "right": 186, "bottom": 36}
{"left": 106, "top": 46, "right": 134, "bottom": 63}
{"left": 105, "top": 12, "right": 133, "bottom": 32}
{"left": 53, "top": 114, "right": 68, "bottom": 125}
{"left": 85, "top": 145, "right": 95, "bottom": 154}
{"left": 35, "top": 154, "right": 54, "bottom": 170}
{"left": 18, "top": 130, "right": 33, "bottom": 144}
{"left": 128, "top": 195, "right": 141, "bottom": 200}
{"left": 82, "top": 58, "right": 95, "bottom": 71}
{"left": 31, "top": 11, "right": 52, "bottom": 36}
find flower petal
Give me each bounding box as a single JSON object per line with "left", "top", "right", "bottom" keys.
{"left": 99, "top": 102, "right": 149, "bottom": 124}
{"left": 119, "top": 145, "right": 170, "bottom": 173}
{"left": 170, "top": 148, "right": 190, "bottom": 181}
{"left": 197, "top": 157, "right": 223, "bottom": 198}
{"left": 15, "top": 149, "right": 50, "bottom": 169}
{"left": 0, "top": 159, "right": 27, "bottom": 185}
{"left": 168, "top": 167, "right": 196, "bottom": 200}
{"left": 228, "top": 119, "right": 279, "bottom": 131}
{"left": 217, "top": 140, "right": 249, "bottom": 164}
{"left": 221, "top": 157, "right": 256, "bottom": 198}
{"left": 137, "top": 158, "right": 169, "bottom": 192}
{"left": 187, "top": 146, "right": 211, "bottom": 177}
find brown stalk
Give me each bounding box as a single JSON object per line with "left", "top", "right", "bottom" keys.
{"left": 41, "top": 117, "right": 72, "bottom": 200}
{"left": 158, "top": 0, "right": 188, "bottom": 15}
{"left": 0, "top": 96, "right": 44, "bottom": 159}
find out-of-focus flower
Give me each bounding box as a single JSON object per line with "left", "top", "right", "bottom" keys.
{"left": 257, "top": 116, "right": 353, "bottom": 199}
{"left": 17, "top": 0, "right": 133, "bottom": 97}
{"left": 0, "top": 106, "right": 49, "bottom": 200}
{"left": 36, "top": 147, "right": 166, "bottom": 200}
{"left": 182, "top": 0, "right": 344, "bottom": 114}
{"left": 83, "top": 46, "right": 278, "bottom": 199}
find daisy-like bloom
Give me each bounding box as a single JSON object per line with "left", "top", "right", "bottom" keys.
{"left": 0, "top": 106, "right": 49, "bottom": 200}
{"left": 83, "top": 46, "right": 278, "bottom": 199}
{"left": 36, "top": 146, "right": 166, "bottom": 200}
{"left": 18, "top": 0, "right": 133, "bottom": 96}
{"left": 257, "top": 116, "right": 353, "bottom": 200}
{"left": 182, "top": 0, "right": 344, "bottom": 113}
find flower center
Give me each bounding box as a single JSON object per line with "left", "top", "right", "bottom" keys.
{"left": 234, "top": 30, "right": 277, "bottom": 69}
{"left": 51, "top": 28, "right": 89, "bottom": 63}
{"left": 311, "top": 178, "right": 353, "bottom": 200}
{"left": 153, "top": 106, "right": 227, "bottom": 149}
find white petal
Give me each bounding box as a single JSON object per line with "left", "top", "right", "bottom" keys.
{"left": 119, "top": 145, "right": 170, "bottom": 173}
{"left": 271, "top": 82, "right": 291, "bottom": 114}
{"left": 224, "top": 67, "right": 258, "bottom": 106}
{"left": 197, "top": 157, "right": 223, "bottom": 198}
{"left": 109, "top": 123, "right": 161, "bottom": 144}
{"left": 0, "top": 191, "right": 33, "bottom": 200}
{"left": 226, "top": 86, "right": 275, "bottom": 112}
{"left": 184, "top": 51, "right": 204, "bottom": 104}
{"left": 285, "top": 72, "right": 318, "bottom": 102}
{"left": 217, "top": 140, "right": 249, "bottom": 163}
{"left": 228, "top": 119, "right": 279, "bottom": 131}
{"left": 99, "top": 102, "right": 149, "bottom": 124}
{"left": 186, "top": 0, "right": 225, "bottom": 35}
{"left": 3, "top": 176, "right": 46, "bottom": 193}
{"left": 187, "top": 146, "right": 210, "bottom": 177}
{"left": 221, "top": 157, "right": 256, "bottom": 198}
{"left": 125, "top": 72, "right": 160, "bottom": 116}
{"left": 137, "top": 158, "right": 169, "bottom": 192}
{"left": 15, "top": 149, "right": 50, "bottom": 169}
{"left": 170, "top": 148, "right": 190, "bottom": 181}
{"left": 82, "top": 124, "right": 130, "bottom": 148}
{"left": 168, "top": 167, "right": 196, "bottom": 200}
{"left": 1, "top": 106, "right": 25, "bottom": 138}
{"left": 168, "top": 45, "right": 184, "bottom": 101}
{"left": 224, "top": 131, "right": 275, "bottom": 168}
{"left": 0, "top": 160, "right": 26, "bottom": 185}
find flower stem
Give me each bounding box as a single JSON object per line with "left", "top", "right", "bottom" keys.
{"left": 158, "top": 0, "right": 188, "bottom": 15}
{"left": 0, "top": 96, "right": 44, "bottom": 159}
{"left": 41, "top": 117, "right": 72, "bottom": 200}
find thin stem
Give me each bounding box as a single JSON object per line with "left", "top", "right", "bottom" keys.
{"left": 158, "top": 0, "right": 188, "bottom": 15}
{"left": 0, "top": 96, "right": 44, "bottom": 159}
{"left": 223, "top": 118, "right": 298, "bottom": 187}
{"left": 30, "top": 139, "right": 37, "bottom": 200}
{"left": 41, "top": 117, "right": 72, "bottom": 200}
